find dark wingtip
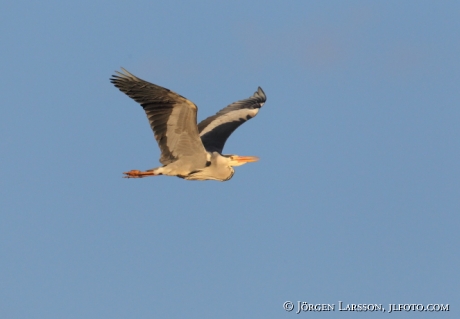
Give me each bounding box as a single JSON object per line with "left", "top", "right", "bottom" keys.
{"left": 110, "top": 67, "right": 123, "bottom": 84}
{"left": 110, "top": 67, "right": 136, "bottom": 82}
{"left": 254, "top": 86, "right": 266, "bottom": 102}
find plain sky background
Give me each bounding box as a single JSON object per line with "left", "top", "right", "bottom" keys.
{"left": 1, "top": 1, "right": 459, "bottom": 318}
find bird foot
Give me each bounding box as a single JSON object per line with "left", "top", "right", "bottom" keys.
{"left": 123, "top": 169, "right": 156, "bottom": 178}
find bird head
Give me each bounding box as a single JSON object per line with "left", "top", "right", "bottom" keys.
{"left": 184, "top": 153, "right": 260, "bottom": 181}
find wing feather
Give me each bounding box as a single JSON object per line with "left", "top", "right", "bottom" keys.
{"left": 111, "top": 68, "right": 206, "bottom": 165}
{"left": 198, "top": 87, "right": 266, "bottom": 153}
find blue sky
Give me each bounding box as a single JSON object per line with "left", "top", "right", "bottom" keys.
{"left": 1, "top": 1, "right": 459, "bottom": 318}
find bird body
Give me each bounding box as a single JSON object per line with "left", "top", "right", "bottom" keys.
{"left": 111, "top": 68, "right": 266, "bottom": 181}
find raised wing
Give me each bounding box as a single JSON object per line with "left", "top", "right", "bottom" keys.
{"left": 111, "top": 68, "right": 207, "bottom": 165}
{"left": 198, "top": 87, "right": 266, "bottom": 153}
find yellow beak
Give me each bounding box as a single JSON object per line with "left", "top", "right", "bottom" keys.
{"left": 232, "top": 155, "right": 260, "bottom": 164}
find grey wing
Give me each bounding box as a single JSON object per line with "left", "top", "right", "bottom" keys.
{"left": 197, "top": 87, "right": 266, "bottom": 153}
{"left": 111, "top": 68, "right": 207, "bottom": 165}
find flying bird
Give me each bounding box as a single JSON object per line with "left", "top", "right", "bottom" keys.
{"left": 111, "top": 68, "right": 266, "bottom": 181}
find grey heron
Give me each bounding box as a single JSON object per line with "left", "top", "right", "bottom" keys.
{"left": 111, "top": 68, "right": 266, "bottom": 181}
